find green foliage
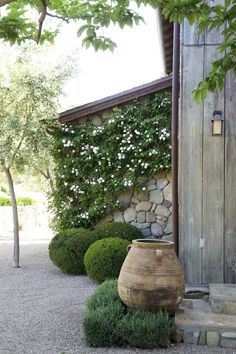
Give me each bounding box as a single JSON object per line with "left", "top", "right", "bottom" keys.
{"left": 0, "top": 196, "right": 36, "bottom": 206}
{"left": 83, "top": 279, "right": 175, "bottom": 349}
{"left": 117, "top": 310, "right": 175, "bottom": 349}
{"left": 84, "top": 237, "right": 130, "bottom": 284}
{"left": 0, "top": 0, "right": 143, "bottom": 48}
{"left": 91, "top": 222, "right": 142, "bottom": 243}
{"left": 50, "top": 91, "right": 171, "bottom": 230}
{"left": 0, "top": 0, "right": 234, "bottom": 100}
{"left": 86, "top": 279, "right": 121, "bottom": 311}
{"left": 84, "top": 280, "right": 126, "bottom": 347}
{"left": 83, "top": 303, "right": 125, "bottom": 347}
{"left": 48, "top": 228, "right": 97, "bottom": 274}
{"left": 15, "top": 197, "right": 37, "bottom": 206}
{"left": 155, "top": 0, "right": 236, "bottom": 101}
{"left": 0, "top": 197, "right": 11, "bottom": 206}
{"left": 0, "top": 45, "right": 76, "bottom": 177}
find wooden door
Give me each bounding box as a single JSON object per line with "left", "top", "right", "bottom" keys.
{"left": 179, "top": 21, "right": 236, "bottom": 284}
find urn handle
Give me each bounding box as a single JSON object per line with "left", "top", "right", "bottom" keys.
{"left": 127, "top": 244, "right": 132, "bottom": 252}
{"left": 156, "top": 249, "right": 163, "bottom": 263}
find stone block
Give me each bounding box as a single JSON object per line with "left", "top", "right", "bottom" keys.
{"left": 146, "top": 179, "right": 156, "bottom": 186}
{"left": 157, "top": 178, "right": 168, "bottom": 189}
{"left": 151, "top": 203, "right": 157, "bottom": 212}
{"left": 153, "top": 171, "right": 166, "bottom": 180}
{"left": 146, "top": 212, "right": 156, "bottom": 223}
{"left": 91, "top": 114, "right": 102, "bottom": 126}
{"left": 149, "top": 189, "right": 164, "bottom": 204}
{"left": 136, "top": 201, "right": 152, "bottom": 212}
{"left": 151, "top": 223, "right": 163, "bottom": 237}
{"left": 171, "top": 329, "right": 183, "bottom": 343}
{"left": 124, "top": 207, "right": 136, "bottom": 223}
{"left": 78, "top": 116, "right": 88, "bottom": 125}
{"left": 209, "top": 284, "right": 236, "bottom": 315}
{"left": 113, "top": 211, "right": 124, "bottom": 223}
{"left": 155, "top": 205, "right": 170, "bottom": 217}
{"left": 101, "top": 110, "right": 112, "bottom": 119}
{"left": 95, "top": 215, "right": 113, "bottom": 227}
{"left": 162, "top": 234, "right": 174, "bottom": 242}
{"left": 147, "top": 184, "right": 157, "bottom": 191}
{"left": 131, "top": 197, "right": 139, "bottom": 204}
{"left": 221, "top": 332, "right": 236, "bottom": 348}
{"left": 163, "top": 183, "right": 172, "bottom": 201}
{"left": 118, "top": 189, "right": 133, "bottom": 204}
{"left": 131, "top": 223, "right": 151, "bottom": 230}
{"left": 162, "top": 234, "right": 173, "bottom": 242}
{"left": 137, "top": 212, "right": 145, "bottom": 223}
{"left": 141, "top": 228, "right": 152, "bottom": 237}
{"left": 156, "top": 216, "right": 167, "bottom": 226}
{"left": 198, "top": 331, "right": 206, "bottom": 345}
{"left": 163, "top": 199, "right": 172, "bottom": 208}
{"left": 183, "top": 330, "right": 200, "bottom": 344}
{"left": 206, "top": 332, "right": 220, "bottom": 346}
{"left": 134, "top": 190, "right": 149, "bottom": 201}
{"left": 164, "top": 216, "right": 172, "bottom": 235}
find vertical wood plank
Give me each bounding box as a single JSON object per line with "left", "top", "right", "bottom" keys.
{"left": 225, "top": 70, "right": 236, "bottom": 283}
{"left": 182, "top": 20, "right": 204, "bottom": 45}
{"left": 179, "top": 45, "right": 204, "bottom": 283}
{"left": 202, "top": 45, "right": 224, "bottom": 283}
{"left": 205, "top": 0, "right": 224, "bottom": 45}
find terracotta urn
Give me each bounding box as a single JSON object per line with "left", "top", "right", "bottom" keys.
{"left": 117, "top": 239, "right": 185, "bottom": 314}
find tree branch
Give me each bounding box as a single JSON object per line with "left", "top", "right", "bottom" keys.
{"left": 0, "top": 0, "right": 15, "bottom": 8}
{"left": 37, "top": 0, "right": 47, "bottom": 44}
{"left": 46, "top": 11, "right": 89, "bottom": 23}
{"left": 46, "top": 12, "right": 70, "bottom": 23}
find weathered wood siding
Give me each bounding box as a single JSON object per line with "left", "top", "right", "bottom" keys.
{"left": 179, "top": 19, "right": 236, "bottom": 283}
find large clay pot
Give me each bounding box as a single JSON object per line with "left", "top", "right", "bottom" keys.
{"left": 118, "top": 239, "right": 184, "bottom": 314}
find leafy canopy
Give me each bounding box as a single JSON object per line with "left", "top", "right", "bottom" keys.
{"left": 0, "top": 45, "right": 77, "bottom": 175}
{"left": 0, "top": 0, "right": 235, "bottom": 100}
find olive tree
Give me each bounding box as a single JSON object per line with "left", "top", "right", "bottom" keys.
{"left": 0, "top": 46, "right": 76, "bottom": 267}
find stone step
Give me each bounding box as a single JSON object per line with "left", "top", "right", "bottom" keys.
{"left": 209, "top": 283, "right": 236, "bottom": 315}
{"left": 176, "top": 299, "right": 236, "bottom": 348}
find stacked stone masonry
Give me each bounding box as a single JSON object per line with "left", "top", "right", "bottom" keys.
{"left": 96, "top": 172, "right": 172, "bottom": 240}
{"left": 74, "top": 110, "right": 172, "bottom": 239}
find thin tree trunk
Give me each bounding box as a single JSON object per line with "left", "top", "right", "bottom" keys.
{"left": 4, "top": 167, "right": 20, "bottom": 268}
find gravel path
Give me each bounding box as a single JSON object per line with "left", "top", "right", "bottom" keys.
{"left": 0, "top": 229, "right": 236, "bottom": 354}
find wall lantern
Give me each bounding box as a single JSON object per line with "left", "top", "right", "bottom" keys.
{"left": 212, "top": 110, "right": 224, "bottom": 136}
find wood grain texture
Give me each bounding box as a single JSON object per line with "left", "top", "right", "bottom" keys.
{"left": 202, "top": 45, "right": 224, "bottom": 283}
{"left": 179, "top": 46, "right": 204, "bottom": 283}
{"left": 182, "top": 20, "right": 204, "bottom": 45}
{"left": 205, "top": 0, "right": 224, "bottom": 45}
{"left": 224, "top": 69, "right": 236, "bottom": 283}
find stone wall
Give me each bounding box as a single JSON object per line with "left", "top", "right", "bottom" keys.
{"left": 0, "top": 206, "right": 51, "bottom": 232}
{"left": 96, "top": 172, "right": 173, "bottom": 240}
{"left": 73, "top": 104, "right": 172, "bottom": 239}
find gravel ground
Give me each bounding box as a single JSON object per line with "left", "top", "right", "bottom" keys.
{"left": 0, "top": 229, "right": 236, "bottom": 354}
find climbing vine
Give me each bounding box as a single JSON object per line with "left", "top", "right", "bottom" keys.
{"left": 50, "top": 91, "right": 171, "bottom": 230}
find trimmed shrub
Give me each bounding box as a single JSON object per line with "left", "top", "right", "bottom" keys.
{"left": 0, "top": 196, "right": 36, "bottom": 206}
{"left": 48, "top": 228, "right": 97, "bottom": 274}
{"left": 83, "top": 279, "right": 176, "bottom": 349}
{"left": 86, "top": 279, "right": 121, "bottom": 311}
{"left": 91, "top": 221, "right": 142, "bottom": 242}
{"left": 83, "top": 303, "right": 125, "bottom": 347}
{"left": 84, "top": 237, "right": 129, "bottom": 283}
{"left": 0, "top": 197, "right": 11, "bottom": 206}
{"left": 16, "top": 197, "right": 37, "bottom": 206}
{"left": 84, "top": 280, "right": 126, "bottom": 347}
{"left": 117, "top": 310, "right": 175, "bottom": 349}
